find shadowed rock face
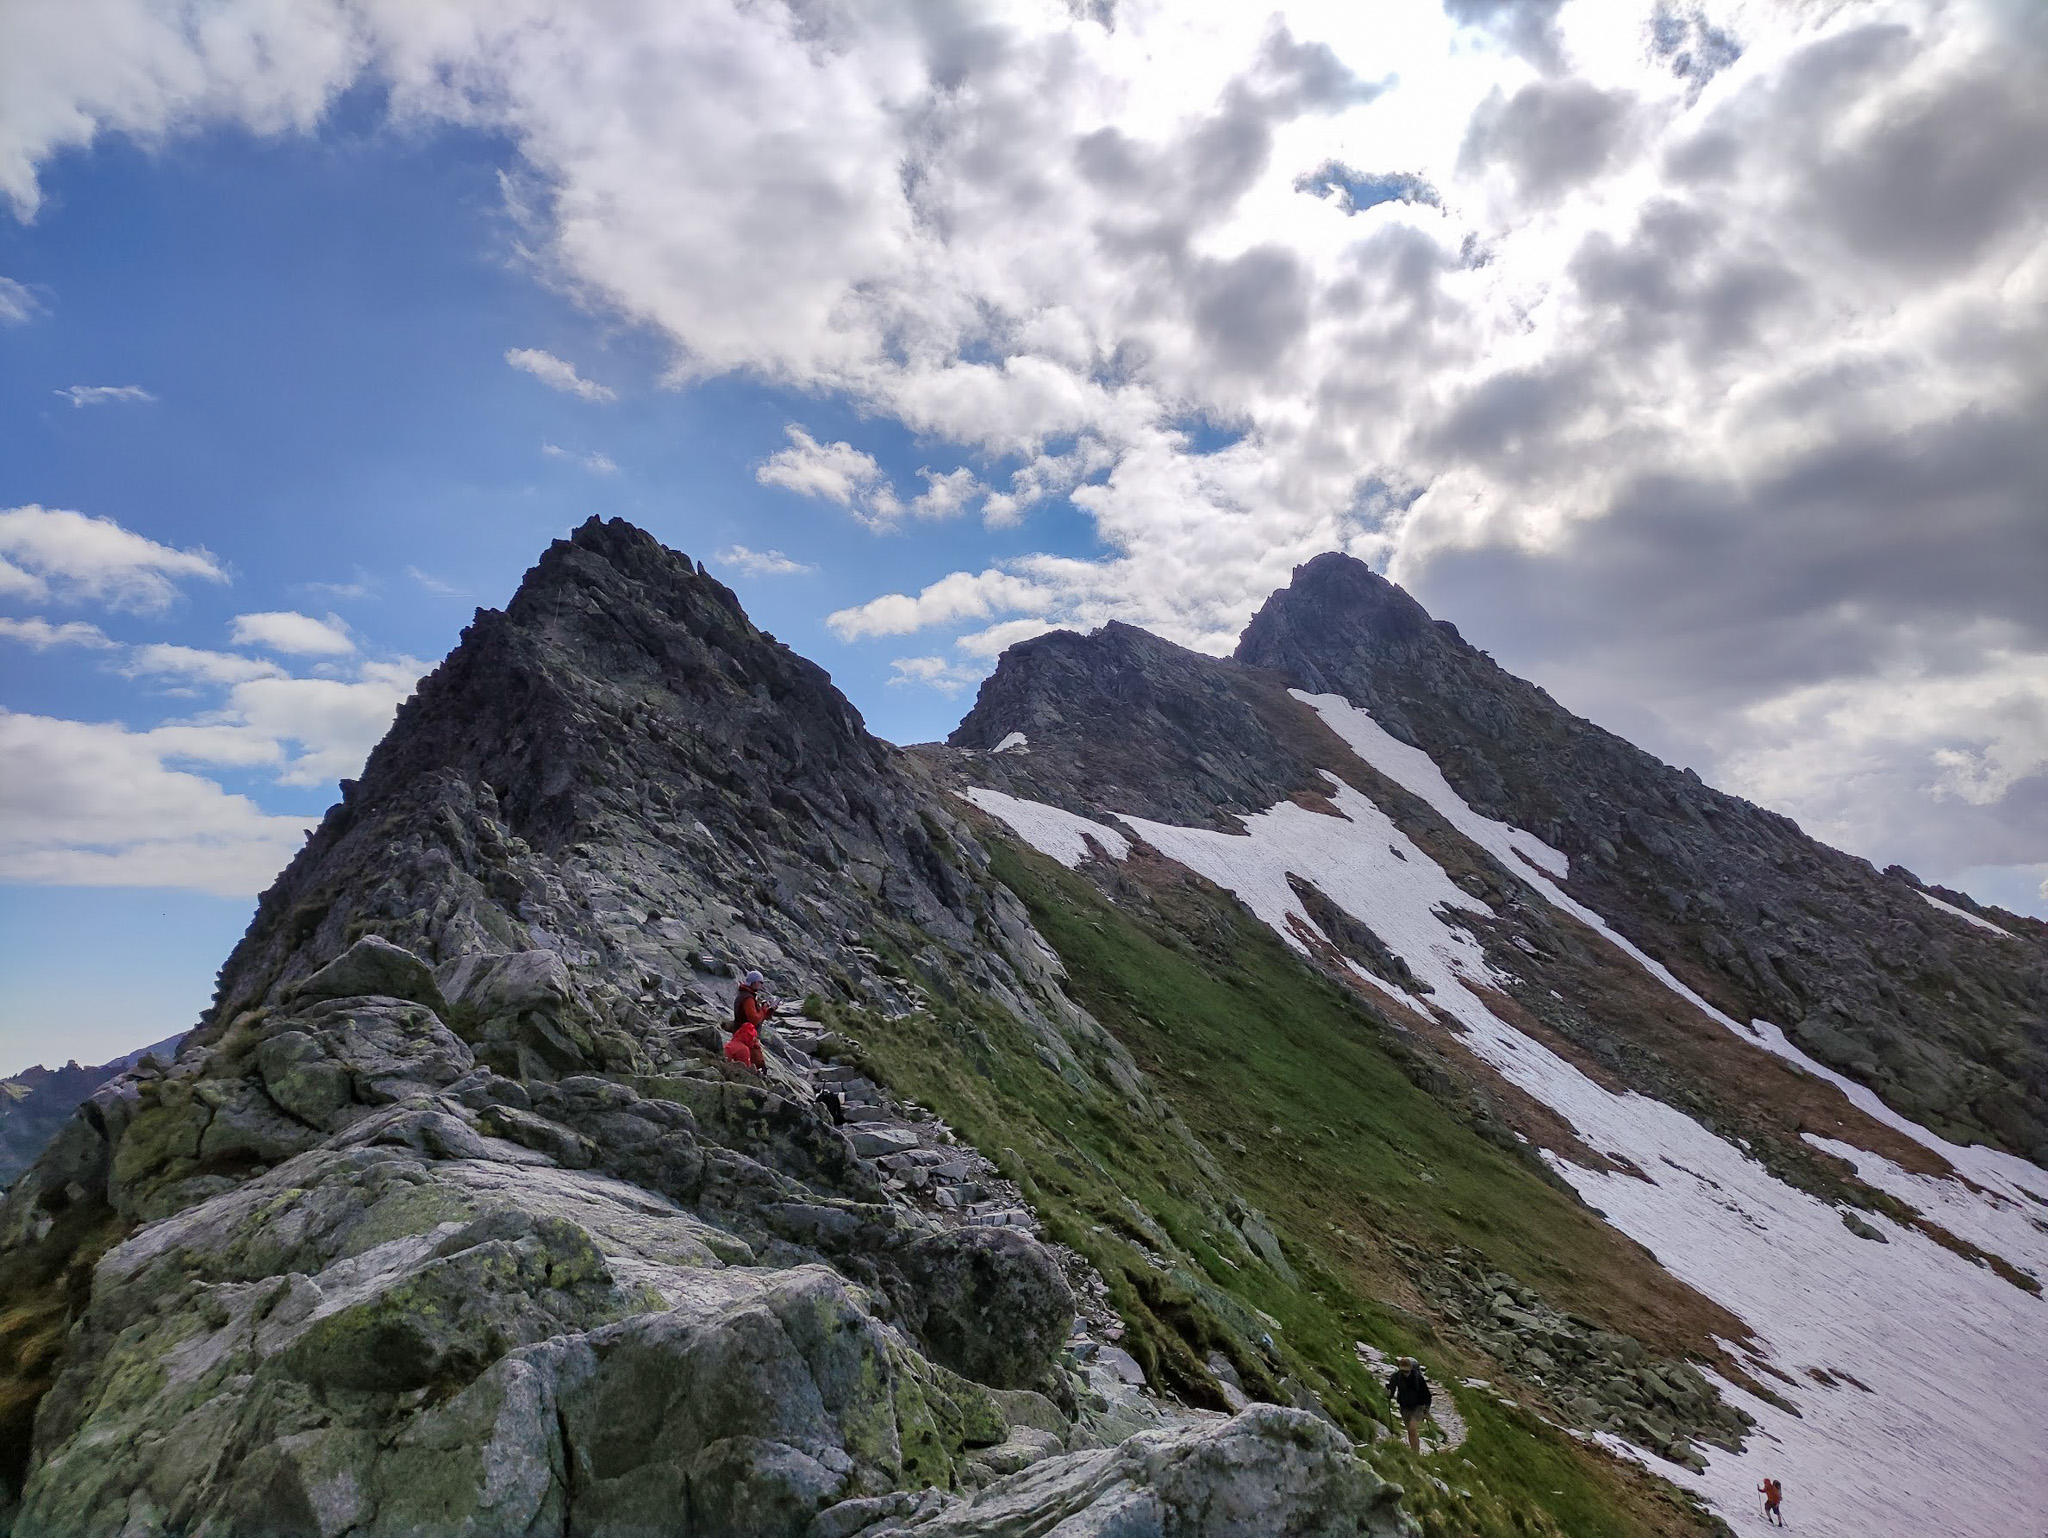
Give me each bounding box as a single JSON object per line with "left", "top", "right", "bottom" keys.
{"left": 1237, "top": 553, "right": 2048, "bottom": 1160}
{"left": 212, "top": 516, "right": 987, "bottom": 1030}
{"left": 948, "top": 623, "right": 1325, "bottom": 829}
{"left": 901, "top": 1227, "right": 1075, "bottom": 1390}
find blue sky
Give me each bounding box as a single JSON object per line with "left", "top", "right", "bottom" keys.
{"left": 0, "top": 108, "right": 1113, "bottom": 1070}
{"left": 3, "top": 0, "right": 2045, "bottom": 1074}
{"left": 1, "top": 103, "right": 1098, "bottom": 746}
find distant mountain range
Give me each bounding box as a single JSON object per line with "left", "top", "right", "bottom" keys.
{"left": 1, "top": 519, "right": 2039, "bottom": 1538}
{"left": 0, "top": 1035, "right": 184, "bottom": 1188}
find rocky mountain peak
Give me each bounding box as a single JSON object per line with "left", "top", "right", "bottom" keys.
{"left": 1236, "top": 551, "right": 1453, "bottom": 679}
{"left": 206, "top": 514, "right": 938, "bottom": 1034}
{"left": 1233, "top": 552, "right": 2046, "bottom": 1160}
{"left": 361, "top": 513, "right": 877, "bottom": 840}
{"left": 946, "top": 619, "right": 1330, "bottom": 828}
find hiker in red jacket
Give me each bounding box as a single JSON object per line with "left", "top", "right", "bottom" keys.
{"left": 1759, "top": 1478, "right": 1785, "bottom": 1526}
{"left": 724, "top": 969, "right": 771, "bottom": 1072}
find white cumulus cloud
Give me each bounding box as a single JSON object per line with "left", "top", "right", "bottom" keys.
{"left": 909, "top": 467, "right": 984, "bottom": 522}
{"left": 0, "top": 504, "right": 224, "bottom": 612}
{"left": 755, "top": 426, "right": 902, "bottom": 528}
{"left": 221, "top": 658, "right": 423, "bottom": 785}
{"left": 827, "top": 568, "right": 1053, "bottom": 642}
{"left": 4, "top": 0, "right": 2045, "bottom": 902}
{"left": 505, "top": 347, "right": 615, "bottom": 402}
{"left": 0, "top": 651, "right": 428, "bottom": 893}
{"left": 124, "top": 644, "right": 288, "bottom": 686}
{"left": 0, "top": 709, "right": 314, "bottom": 896}
{"left": 229, "top": 609, "right": 355, "bottom": 657}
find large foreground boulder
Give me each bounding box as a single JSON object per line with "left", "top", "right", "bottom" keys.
{"left": 823, "top": 1404, "right": 1416, "bottom": 1537}
{"left": 900, "top": 1227, "right": 1073, "bottom": 1390}
{"left": 12, "top": 1137, "right": 1006, "bottom": 1538}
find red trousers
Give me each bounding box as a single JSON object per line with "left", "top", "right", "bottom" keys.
{"left": 725, "top": 1023, "right": 764, "bottom": 1071}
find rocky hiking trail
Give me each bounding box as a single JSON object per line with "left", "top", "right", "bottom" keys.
{"left": 0, "top": 929, "right": 1419, "bottom": 1538}
{"left": 720, "top": 1000, "right": 1159, "bottom": 1422}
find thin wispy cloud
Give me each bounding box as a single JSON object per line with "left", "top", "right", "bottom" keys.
{"left": 541, "top": 442, "right": 618, "bottom": 474}
{"left": 56, "top": 385, "right": 154, "bottom": 408}
{"left": 505, "top": 347, "right": 615, "bottom": 402}
{"left": 0, "top": 616, "right": 115, "bottom": 651}
{"left": 0, "top": 276, "right": 38, "bottom": 324}
{"left": 717, "top": 545, "right": 815, "bottom": 577}
{"left": 406, "top": 565, "right": 470, "bottom": 598}
{"left": 297, "top": 577, "right": 375, "bottom": 601}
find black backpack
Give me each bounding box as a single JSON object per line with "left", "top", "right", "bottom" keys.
{"left": 1390, "top": 1366, "right": 1432, "bottom": 1409}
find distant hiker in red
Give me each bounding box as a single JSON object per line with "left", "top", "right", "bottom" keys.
{"left": 1759, "top": 1478, "right": 1784, "bottom": 1526}
{"left": 725, "top": 969, "right": 771, "bottom": 1072}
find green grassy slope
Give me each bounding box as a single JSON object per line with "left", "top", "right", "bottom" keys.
{"left": 835, "top": 830, "right": 1729, "bottom": 1538}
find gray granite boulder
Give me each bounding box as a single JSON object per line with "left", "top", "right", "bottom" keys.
{"left": 824, "top": 1404, "right": 1415, "bottom": 1537}
{"left": 291, "top": 935, "right": 448, "bottom": 1013}
{"left": 901, "top": 1227, "right": 1073, "bottom": 1390}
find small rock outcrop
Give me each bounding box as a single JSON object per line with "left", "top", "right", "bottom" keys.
{"left": 0, "top": 1035, "right": 183, "bottom": 1189}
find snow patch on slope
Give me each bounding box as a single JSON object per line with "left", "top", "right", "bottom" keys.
{"left": 968, "top": 712, "right": 2048, "bottom": 1537}
{"left": 1805, "top": 1133, "right": 2048, "bottom": 1277}
{"left": 1120, "top": 779, "right": 1493, "bottom": 1009}
{"left": 1294, "top": 689, "right": 1568, "bottom": 881}
{"left": 1297, "top": 690, "right": 2048, "bottom": 1220}
{"left": 1918, "top": 889, "right": 2017, "bottom": 938}
{"left": 961, "top": 786, "right": 1127, "bottom": 868}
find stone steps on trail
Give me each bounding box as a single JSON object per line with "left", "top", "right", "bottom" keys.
{"left": 682, "top": 1009, "right": 1151, "bottom": 1427}
{"left": 1355, "top": 1340, "right": 1469, "bottom": 1453}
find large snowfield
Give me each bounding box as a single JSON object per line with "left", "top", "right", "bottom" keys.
{"left": 962, "top": 697, "right": 2048, "bottom": 1538}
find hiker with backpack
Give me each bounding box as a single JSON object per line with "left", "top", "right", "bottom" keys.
{"left": 1387, "top": 1356, "right": 1433, "bottom": 1452}
{"left": 725, "top": 969, "right": 773, "bottom": 1072}
{"left": 1759, "top": 1477, "right": 1785, "bottom": 1526}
